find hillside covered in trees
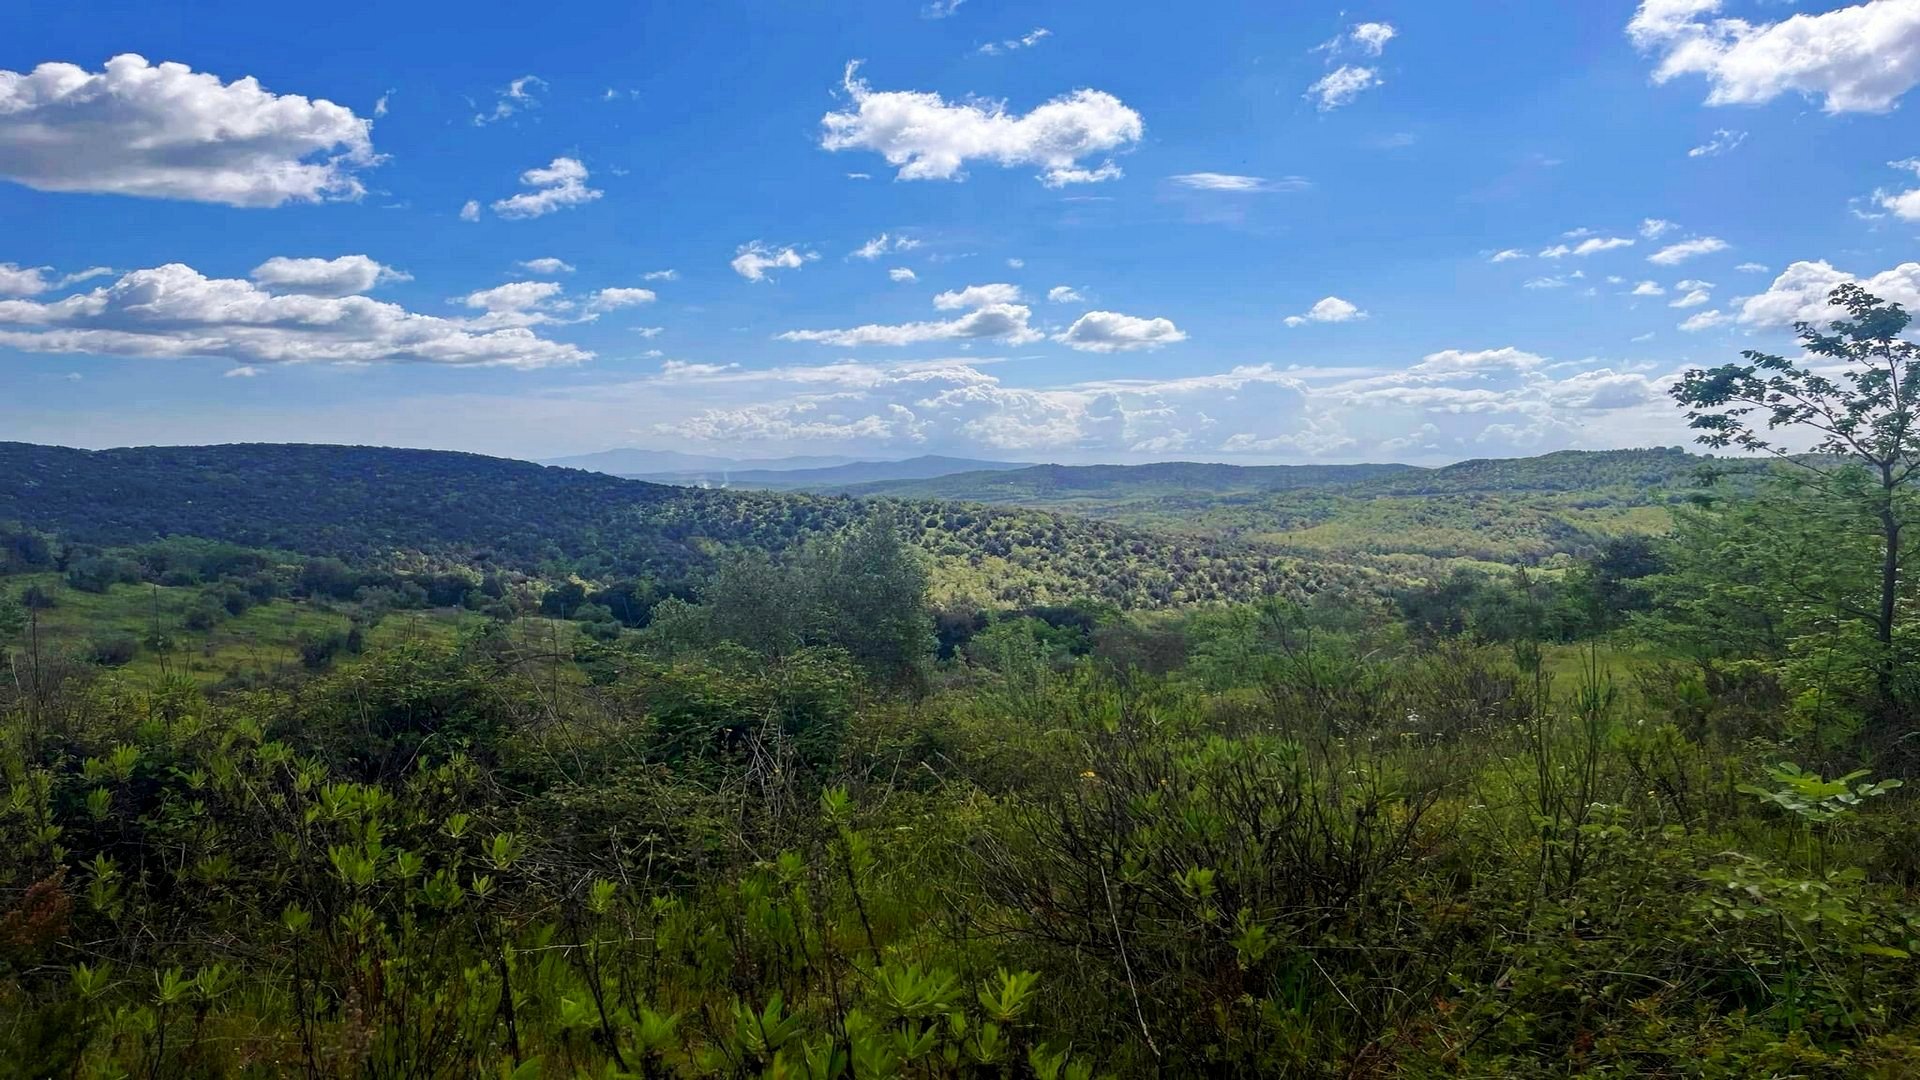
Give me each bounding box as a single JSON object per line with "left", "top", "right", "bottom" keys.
{"left": 2, "top": 290, "right": 1919, "bottom": 1076}
{"left": 0, "top": 441, "right": 1343, "bottom": 610}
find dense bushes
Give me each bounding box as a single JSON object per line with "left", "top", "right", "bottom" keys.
{"left": 3, "top": 596, "right": 1917, "bottom": 1075}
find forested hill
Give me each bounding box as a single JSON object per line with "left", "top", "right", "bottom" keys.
{"left": 0, "top": 442, "right": 1335, "bottom": 608}
{"left": 831, "top": 447, "right": 1723, "bottom": 502}
{"left": 826, "top": 460, "right": 1419, "bottom": 502}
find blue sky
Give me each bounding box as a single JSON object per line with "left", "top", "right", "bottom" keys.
{"left": 2, "top": 0, "right": 1917, "bottom": 463}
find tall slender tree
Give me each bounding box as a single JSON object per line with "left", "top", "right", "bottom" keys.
{"left": 1671, "top": 285, "right": 1920, "bottom": 714}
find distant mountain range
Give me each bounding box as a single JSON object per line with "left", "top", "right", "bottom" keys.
{"left": 540, "top": 448, "right": 865, "bottom": 476}
{"left": 630, "top": 455, "right": 1034, "bottom": 490}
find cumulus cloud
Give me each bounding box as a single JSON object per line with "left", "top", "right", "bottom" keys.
{"left": 820, "top": 61, "right": 1143, "bottom": 186}
{"left": 459, "top": 200, "right": 481, "bottom": 222}
{"left": 933, "top": 282, "right": 1022, "bottom": 310}
{"left": 588, "top": 287, "right": 657, "bottom": 311}
{"left": 0, "top": 264, "right": 53, "bottom": 297}
{"left": 1055, "top": 310, "right": 1187, "bottom": 352}
{"left": 462, "top": 281, "right": 565, "bottom": 314}
{"left": 1047, "top": 285, "right": 1084, "bottom": 303}
{"left": 779, "top": 305, "right": 1040, "bottom": 348}
{"left": 1687, "top": 128, "right": 1746, "bottom": 157}
{"left": 1736, "top": 262, "right": 1770, "bottom": 273}
{"left": 1410, "top": 347, "right": 1547, "bottom": 374}
{"left": 1736, "top": 260, "right": 1920, "bottom": 326}
{"left": 1669, "top": 286, "right": 1712, "bottom": 308}
{"left": 1307, "top": 66, "right": 1382, "bottom": 110}
{"left": 0, "top": 263, "right": 587, "bottom": 368}
{"left": 1627, "top": 0, "right": 1920, "bottom": 114}
{"left": 0, "top": 54, "right": 376, "bottom": 206}
{"left": 780, "top": 285, "right": 1038, "bottom": 347}
{"left": 644, "top": 346, "right": 1672, "bottom": 461}
{"left": 490, "top": 157, "right": 602, "bottom": 219}
{"left": 1489, "top": 249, "right": 1529, "bottom": 262}
{"left": 1350, "top": 22, "right": 1398, "bottom": 55}
{"left": 249, "top": 255, "right": 410, "bottom": 298}
{"left": 731, "top": 242, "right": 816, "bottom": 282}
{"left": 1631, "top": 280, "right": 1666, "bottom": 296}
{"left": 643, "top": 269, "right": 679, "bottom": 281}
{"left": 889, "top": 267, "right": 917, "bottom": 282}
{"left": 1648, "top": 236, "right": 1729, "bottom": 264}
{"left": 1640, "top": 218, "right": 1677, "bottom": 239}
{"left": 1873, "top": 157, "right": 1920, "bottom": 220}
{"left": 1284, "top": 296, "right": 1366, "bottom": 326}
{"left": 517, "top": 257, "right": 575, "bottom": 275}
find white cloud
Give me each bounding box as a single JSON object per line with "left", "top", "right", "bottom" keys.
{"left": 224, "top": 365, "right": 260, "bottom": 378}
{"left": 1678, "top": 309, "right": 1731, "bottom": 332}
{"left": 1640, "top": 217, "right": 1677, "bottom": 239}
{"left": 1283, "top": 296, "right": 1366, "bottom": 326}
{"left": 889, "top": 267, "right": 917, "bottom": 282}
{"left": 778, "top": 296, "right": 1041, "bottom": 347}
{"left": 1411, "top": 347, "right": 1547, "bottom": 374}
{"left": 1577, "top": 236, "right": 1636, "bottom": 256}
{"left": 1005, "top": 257, "right": 1024, "bottom": 269}
{"left": 1047, "top": 285, "right": 1084, "bottom": 303}
{"left": 249, "top": 255, "right": 410, "bottom": 298}
{"left": 460, "top": 200, "right": 481, "bottom": 222}
{"left": 0, "top": 54, "right": 376, "bottom": 206}
{"left": 923, "top": 0, "right": 965, "bottom": 18}
{"left": 1687, "top": 129, "right": 1746, "bottom": 157}
{"left": 473, "top": 75, "right": 546, "bottom": 126}
{"left": 491, "top": 157, "right": 602, "bottom": 219}
{"left": 731, "top": 242, "right": 817, "bottom": 282}
{"left": 0, "top": 263, "right": 588, "bottom": 368}
{"left": 851, "top": 232, "right": 922, "bottom": 259}
{"left": 820, "top": 61, "right": 1143, "bottom": 187}
{"left": 1524, "top": 276, "right": 1570, "bottom": 289}
{"left": 1055, "top": 310, "right": 1187, "bottom": 352}
{"left": 1648, "top": 236, "right": 1729, "bottom": 264}
{"left": 517, "top": 257, "right": 575, "bottom": 275}
{"left": 659, "top": 360, "right": 739, "bottom": 379}
{"left": 978, "top": 28, "right": 1051, "bottom": 55}
{"left": 589, "top": 287, "right": 657, "bottom": 311}
{"left": 613, "top": 345, "right": 1681, "bottom": 460}
{"left": 1736, "top": 259, "right": 1920, "bottom": 326}
{"left": 1350, "top": 22, "right": 1398, "bottom": 55}
{"left": 643, "top": 269, "right": 678, "bottom": 281}
{"left": 1169, "top": 172, "right": 1303, "bottom": 192}
{"left": 0, "top": 264, "right": 52, "bottom": 297}
{"left": 1627, "top": 0, "right": 1920, "bottom": 114}
{"left": 1669, "top": 287, "right": 1712, "bottom": 308}
{"left": 462, "top": 281, "right": 565, "bottom": 314}
{"left": 1873, "top": 157, "right": 1920, "bottom": 220}
{"left": 1307, "top": 66, "right": 1382, "bottom": 110}
{"left": 1631, "top": 280, "right": 1666, "bottom": 296}
{"left": 934, "top": 282, "right": 1023, "bottom": 310}
{"left": 632, "top": 326, "right": 664, "bottom": 338}
{"left": 1735, "top": 262, "right": 1770, "bottom": 273}
{"left": 1489, "top": 248, "right": 1529, "bottom": 262}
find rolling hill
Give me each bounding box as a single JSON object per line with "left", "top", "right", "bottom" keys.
{"left": 0, "top": 442, "right": 1339, "bottom": 609}
{"left": 828, "top": 448, "right": 1756, "bottom": 569}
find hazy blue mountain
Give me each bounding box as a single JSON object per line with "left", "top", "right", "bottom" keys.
{"left": 637, "top": 455, "right": 1034, "bottom": 490}
{"left": 541, "top": 448, "right": 861, "bottom": 476}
